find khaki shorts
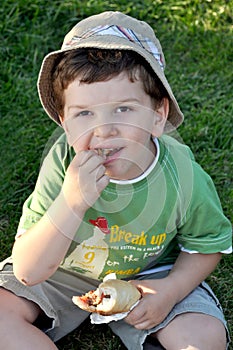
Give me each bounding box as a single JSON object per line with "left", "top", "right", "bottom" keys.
{"left": 0, "top": 257, "right": 230, "bottom": 349}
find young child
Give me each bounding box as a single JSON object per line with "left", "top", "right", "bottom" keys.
{"left": 0, "top": 11, "right": 232, "bottom": 350}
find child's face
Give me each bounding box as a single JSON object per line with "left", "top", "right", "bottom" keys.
{"left": 60, "top": 72, "right": 168, "bottom": 180}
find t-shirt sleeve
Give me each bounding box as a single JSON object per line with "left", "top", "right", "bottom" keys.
{"left": 16, "top": 134, "right": 71, "bottom": 237}
{"left": 176, "top": 163, "right": 232, "bottom": 254}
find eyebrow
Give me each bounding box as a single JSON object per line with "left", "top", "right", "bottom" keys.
{"left": 68, "top": 104, "right": 89, "bottom": 111}
{"left": 67, "top": 98, "right": 142, "bottom": 111}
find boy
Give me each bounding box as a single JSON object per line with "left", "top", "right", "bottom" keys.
{"left": 0, "top": 11, "right": 232, "bottom": 350}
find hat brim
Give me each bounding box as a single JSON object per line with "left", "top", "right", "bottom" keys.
{"left": 37, "top": 35, "right": 183, "bottom": 132}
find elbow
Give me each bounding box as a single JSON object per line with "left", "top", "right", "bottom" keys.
{"left": 12, "top": 251, "right": 40, "bottom": 286}
{"left": 11, "top": 244, "right": 35, "bottom": 285}
{"left": 13, "top": 263, "right": 40, "bottom": 286}
{"left": 12, "top": 245, "right": 58, "bottom": 286}
{"left": 13, "top": 262, "right": 57, "bottom": 286}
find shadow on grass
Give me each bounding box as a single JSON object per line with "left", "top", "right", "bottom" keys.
{"left": 56, "top": 318, "right": 125, "bottom": 350}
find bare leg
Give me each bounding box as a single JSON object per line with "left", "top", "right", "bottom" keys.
{"left": 0, "top": 288, "right": 57, "bottom": 350}
{"left": 154, "top": 312, "right": 226, "bottom": 350}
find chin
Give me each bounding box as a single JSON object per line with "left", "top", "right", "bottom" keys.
{"left": 105, "top": 162, "right": 138, "bottom": 181}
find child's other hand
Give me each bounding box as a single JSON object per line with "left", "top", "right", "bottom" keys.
{"left": 125, "top": 278, "right": 178, "bottom": 330}
{"left": 61, "top": 150, "right": 109, "bottom": 214}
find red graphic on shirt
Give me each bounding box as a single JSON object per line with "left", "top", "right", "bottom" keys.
{"left": 89, "top": 217, "right": 110, "bottom": 234}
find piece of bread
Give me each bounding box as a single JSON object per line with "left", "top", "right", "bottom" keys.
{"left": 72, "top": 279, "right": 141, "bottom": 316}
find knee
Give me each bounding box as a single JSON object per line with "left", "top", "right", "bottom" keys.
{"left": 0, "top": 287, "right": 40, "bottom": 324}
{"left": 156, "top": 313, "right": 227, "bottom": 350}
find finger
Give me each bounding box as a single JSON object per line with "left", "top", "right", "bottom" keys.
{"left": 74, "top": 150, "right": 97, "bottom": 167}
{"left": 89, "top": 159, "right": 106, "bottom": 177}
{"left": 134, "top": 319, "right": 155, "bottom": 330}
{"left": 78, "top": 151, "right": 105, "bottom": 172}
{"left": 95, "top": 164, "right": 107, "bottom": 181}
{"left": 125, "top": 302, "right": 146, "bottom": 325}
{"left": 127, "top": 306, "right": 157, "bottom": 330}
{"left": 125, "top": 312, "right": 148, "bottom": 328}
{"left": 96, "top": 174, "right": 110, "bottom": 192}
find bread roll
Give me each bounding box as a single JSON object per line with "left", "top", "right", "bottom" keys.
{"left": 72, "top": 279, "right": 141, "bottom": 315}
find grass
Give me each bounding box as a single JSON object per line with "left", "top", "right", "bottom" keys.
{"left": 1, "top": 0, "right": 232, "bottom": 348}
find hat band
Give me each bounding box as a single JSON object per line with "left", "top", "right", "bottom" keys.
{"left": 64, "top": 24, "right": 164, "bottom": 70}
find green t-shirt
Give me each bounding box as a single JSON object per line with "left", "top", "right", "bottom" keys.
{"left": 17, "top": 133, "right": 232, "bottom": 280}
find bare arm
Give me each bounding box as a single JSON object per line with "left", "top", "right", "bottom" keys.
{"left": 12, "top": 150, "right": 109, "bottom": 286}
{"left": 126, "top": 251, "right": 221, "bottom": 330}
{"left": 12, "top": 192, "right": 84, "bottom": 285}
{"left": 165, "top": 251, "right": 221, "bottom": 303}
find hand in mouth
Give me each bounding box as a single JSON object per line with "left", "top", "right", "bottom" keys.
{"left": 95, "top": 148, "right": 122, "bottom": 158}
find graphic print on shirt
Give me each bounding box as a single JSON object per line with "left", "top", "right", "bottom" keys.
{"left": 62, "top": 217, "right": 110, "bottom": 279}
{"left": 62, "top": 215, "right": 170, "bottom": 280}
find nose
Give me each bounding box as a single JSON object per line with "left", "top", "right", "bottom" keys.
{"left": 93, "top": 118, "right": 118, "bottom": 138}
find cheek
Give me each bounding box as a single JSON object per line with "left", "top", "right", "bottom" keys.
{"left": 125, "top": 126, "right": 151, "bottom": 146}
{"left": 62, "top": 118, "right": 94, "bottom": 150}
{"left": 125, "top": 113, "right": 155, "bottom": 140}
{"left": 71, "top": 134, "right": 93, "bottom": 152}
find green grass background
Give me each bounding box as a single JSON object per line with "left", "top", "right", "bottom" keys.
{"left": 0, "top": 0, "right": 232, "bottom": 349}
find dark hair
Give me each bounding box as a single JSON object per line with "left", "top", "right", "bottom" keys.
{"left": 52, "top": 48, "right": 169, "bottom": 117}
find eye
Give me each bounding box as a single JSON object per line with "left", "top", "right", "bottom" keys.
{"left": 76, "top": 110, "right": 92, "bottom": 117}
{"left": 115, "top": 106, "right": 131, "bottom": 113}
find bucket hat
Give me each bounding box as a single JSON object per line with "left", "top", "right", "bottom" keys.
{"left": 37, "top": 11, "right": 184, "bottom": 131}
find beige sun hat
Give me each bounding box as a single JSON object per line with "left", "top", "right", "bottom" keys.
{"left": 37, "top": 11, "right": 184, "bottom": 132}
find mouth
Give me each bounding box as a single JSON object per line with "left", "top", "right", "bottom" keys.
{"left": 95, "top": 148, "right": 122, "bottom": 158}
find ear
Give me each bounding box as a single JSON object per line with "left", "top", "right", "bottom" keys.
{"left": 59, "top": 115, "right": 68, "bottom": 132}
{"left": 152, "top": 98, "right": 169, "bottom": 138}
{"left": 58, "top": 115, "right": 74, "bottom": 147}
{"left": 58, "top": 114, "right": 64, "bottom": 124}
